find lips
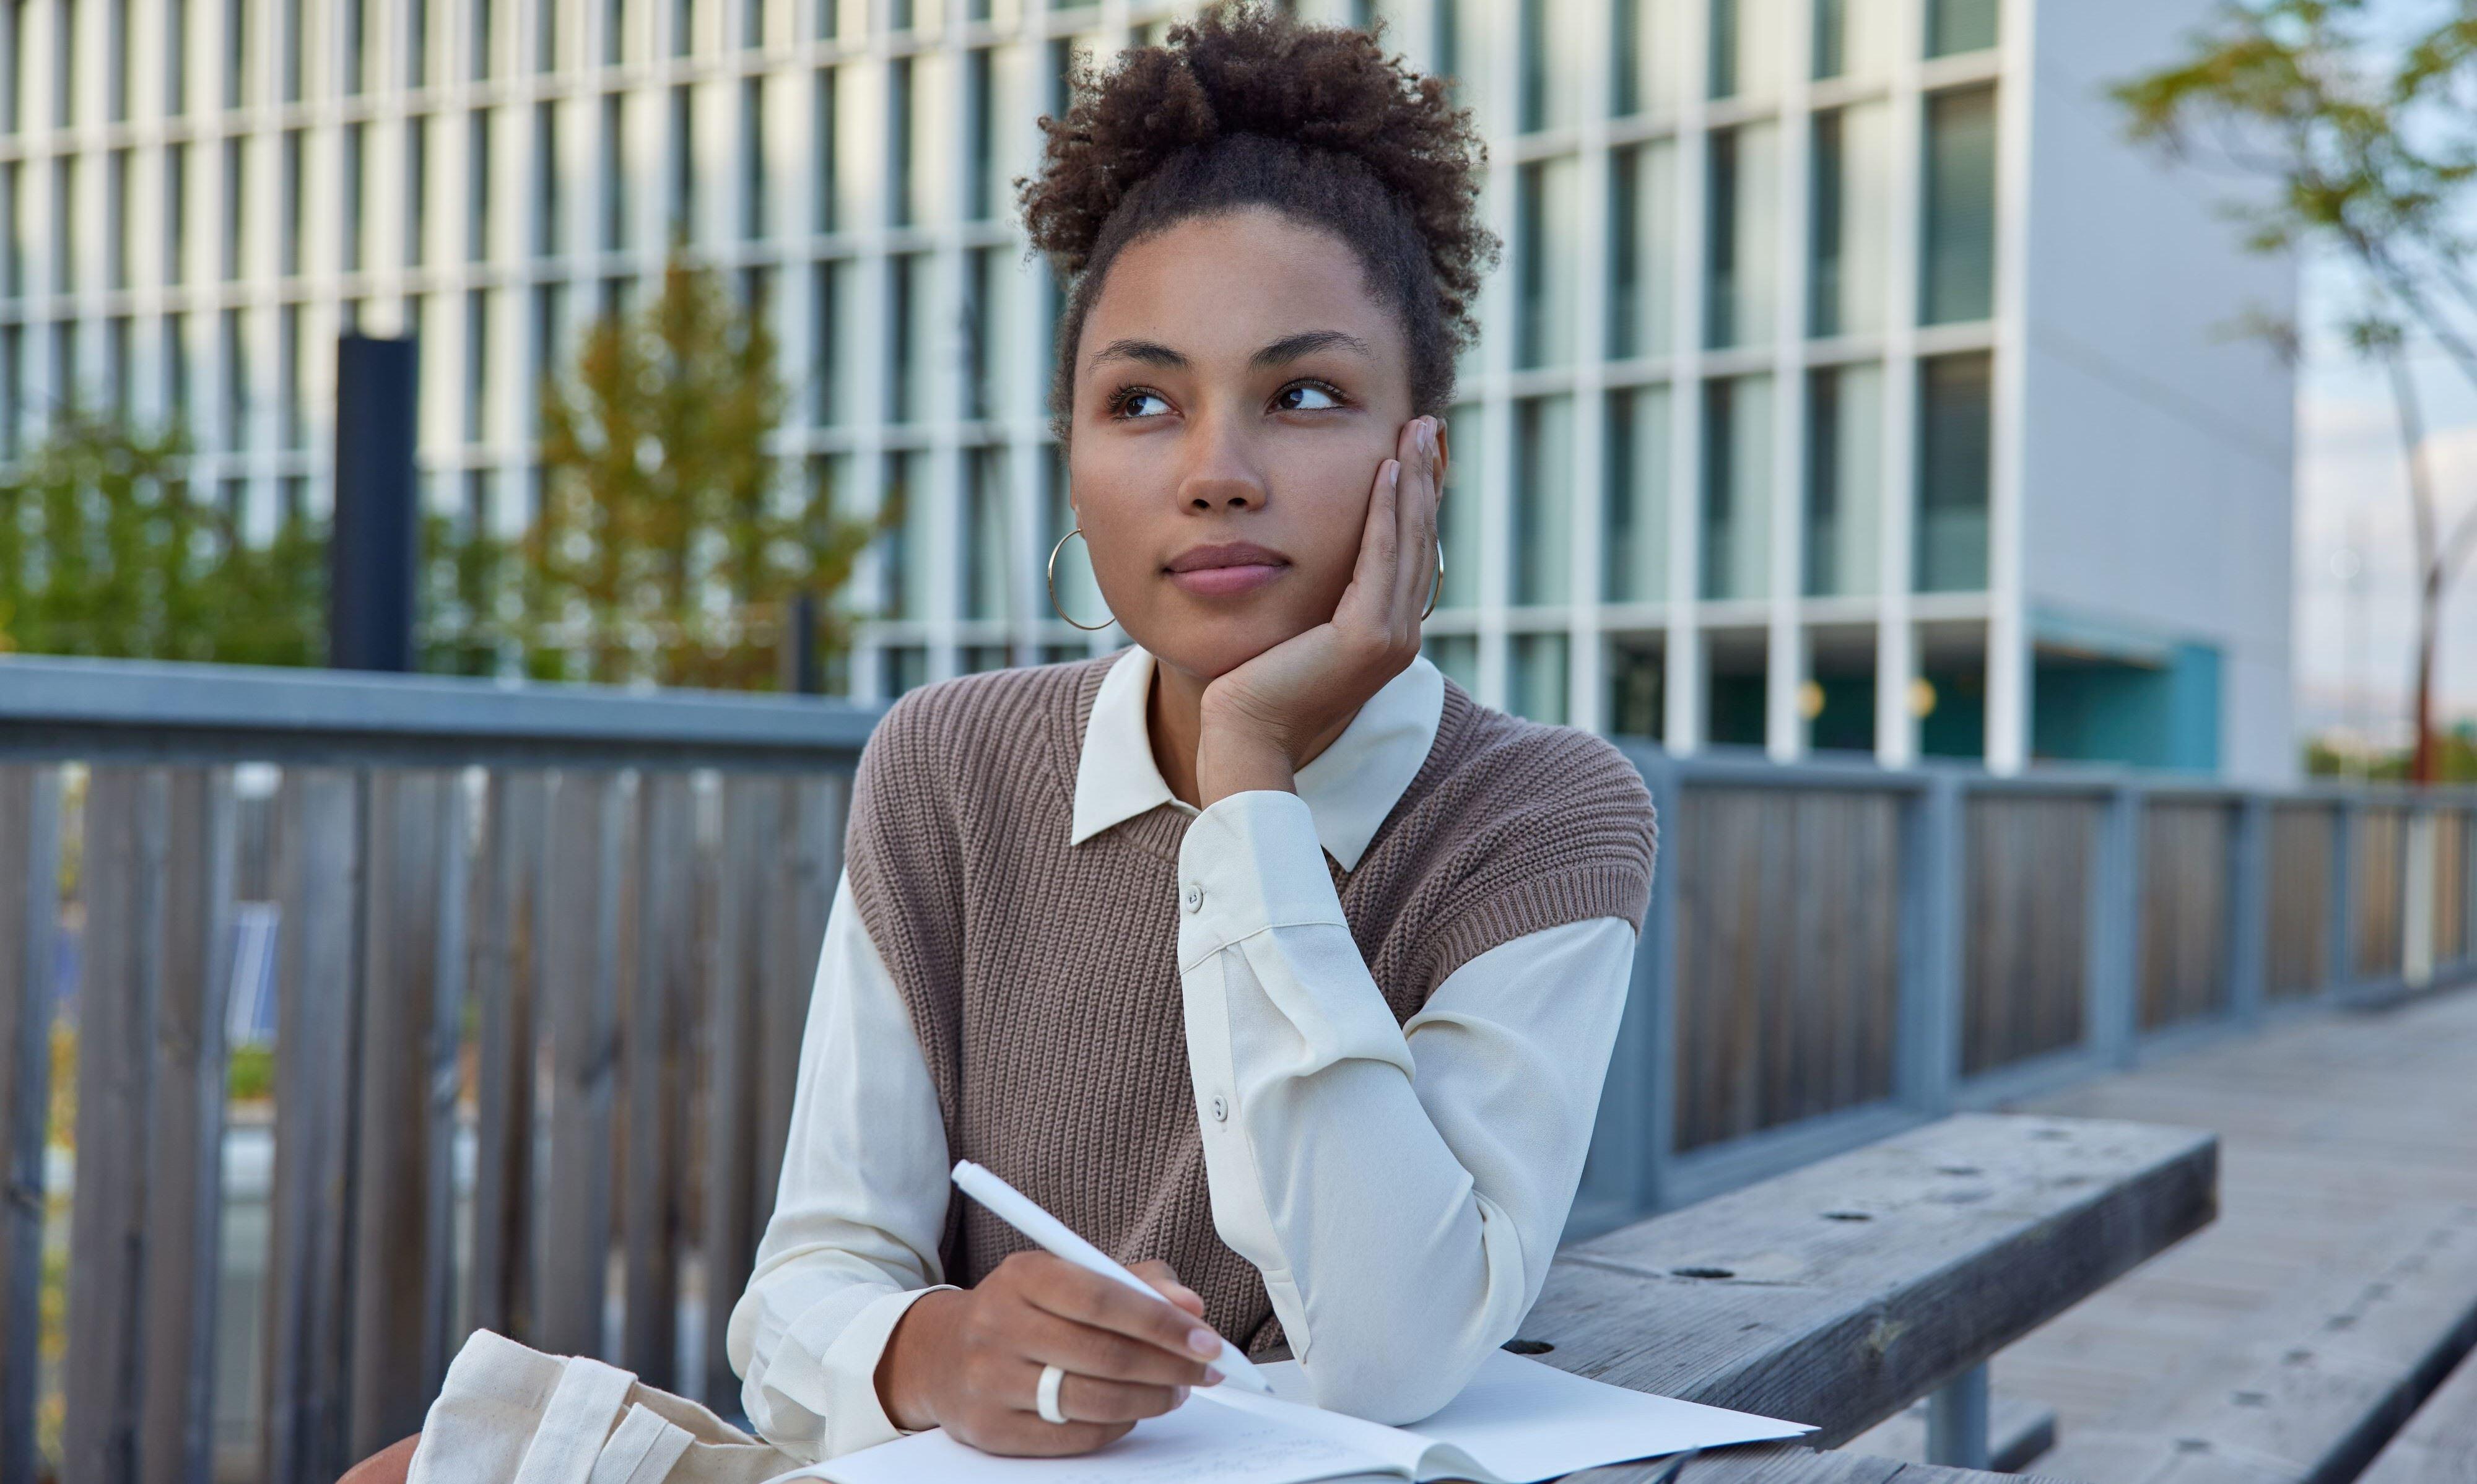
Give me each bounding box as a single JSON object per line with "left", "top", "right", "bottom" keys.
{"left": 1165, "top": 541, "right": 1289, "bottom": 597}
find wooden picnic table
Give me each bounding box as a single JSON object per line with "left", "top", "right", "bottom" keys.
{"left": 1520, "top": 1111, "right": 2219, "bottom": 1481}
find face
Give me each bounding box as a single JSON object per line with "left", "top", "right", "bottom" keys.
{"left": 1066, "top": 207, "right": 1443, "bottom": 682}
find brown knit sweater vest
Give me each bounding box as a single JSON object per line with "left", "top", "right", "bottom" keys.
{"left": 843, "top": 654, "right": 1657, "bottom": 1355}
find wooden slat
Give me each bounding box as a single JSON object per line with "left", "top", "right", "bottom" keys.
{"left": 1518, "top": 1112, "right": 2218, "bottom": 1448}
{"left": 2140, "top": 801, "right": 2234, "bottom": 1031}
{"left": 1584, "top": 1443, "right": 2076, "bottom": 1484}
{"left": 2353, "top": 807, "right": 2408, "bottom": 981}
{"left": 2040, "top": 1203, "right": 2477, "bottom": 1484}
{"left": 538, "top": 770, "right": 622, "bottom": 1360}
{"left": 700, "top": 777, "right": 775, "bottom": 1407}
{"left": 422, "top": 773, "right": 471, "bottom": 1397}
{"left": 2362, "top": 1342, "right": 2477, "bottom": 1484}
{"left": 64, "top": 766, "right": 168, "bottom": 1484}
{"left": 754, "top": 776, "right": 841, "bottom": 1236}
{"left": 467, "top": 771, "right": 547, "bottom": 1344}
{"left": 137, "top": 768, "right": 238, "bottom": 1484}
{"left": 263, "top": 769, "right": 365, "bottom": 1484}
{"left": 0, "top": 766, "right": 61, "bottom": 1484}
{"left": 2266, "top": 805, "right": 2333, "bottom": 1000}
{"left": 1961, "top": 795, "right": 2095, "bottom": 1077}
{"left": 345, "top": 771, "right": 459, "bottom": 1458}
{"left": 623, "top": 771, "right": 696, "bottom": 1388}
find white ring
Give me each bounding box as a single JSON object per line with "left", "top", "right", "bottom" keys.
{"left": 1036, "top": 1363, "right": 1070, "bottom": 1425}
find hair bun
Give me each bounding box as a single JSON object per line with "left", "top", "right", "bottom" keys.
{"left": 1018, "top": 3, "right": 1495, "bottom": 340}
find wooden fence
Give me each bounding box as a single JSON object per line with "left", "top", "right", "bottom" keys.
{"left": 0, "top": 656, "right": 2472, "bottom": 1484}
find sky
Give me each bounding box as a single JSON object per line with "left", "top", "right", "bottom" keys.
{"left": 2290, "top": 0, "right": 2477, "bottom": 748}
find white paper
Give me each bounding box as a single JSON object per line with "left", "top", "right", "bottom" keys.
{"left": 761, "top": 1349, "right": 1813, "bottom": 1484}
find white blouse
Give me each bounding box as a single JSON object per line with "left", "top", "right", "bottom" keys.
{"left": 724, "top": 649, "right": 1640, "bottom": 1461}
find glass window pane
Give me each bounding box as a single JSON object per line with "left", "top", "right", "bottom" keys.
{"left": 1435, "top": 0, "right": 1494, "bottom": 123}
{"left": 890, "top": 252, "right": 936, "bottom": 424}
{"left": 1803, "top": 362, "right": 1879, "bottom": 596}
{"left": 669, "top": 84, "right": 694, "bottom": 240}
{"left": 964, "top": 446, "right": 1012, "bottom": 622}
{"left": 1916, "top": 352, "right": 1989, "bottom": 592}
{"left": 1517, "top": 0, "right": 1580, "bottom": 132}
{"left": 1808, "top": 100, "right": 1888, "bottom": 337}
{"left": 1707, "top": 0, "right": 1783, "bottom": 102}
{"left": 1517, "top": 155, "right": 1578, "bottom": 368}
{"left": 1813, "top": 0, "right": 1893, "bottom": 80}
{"left": 741, "top": 76, "right": 767, "bottom": 240}
{"left": 1699, "top": 373, "right": 1773, "bottom": 600}
{"left": 1438, "top": 402, "right": 1483, "bottom": 610}
{"left": 1604, "top": 384, "right": 1670, "bottom": 603}
{"left": 1607, "top": 636, "right": 1665, "bottom": 739}
{"left": 1513, "top": 394, "right": 1573, "bottom": 606}
{"left": 1424, "top": 633, "right": 1479, "bottom": 692}
{"left": 1510, "top": 633, "right": 1570, "bottom": 722}
{"left": 1044, "top": 445, "right": 1103, "bottom": 627}
{"left": 1922, "top": 85, "right": 1996, "bottom": 324}
{"left": 1608, "top": 141, "right": 1677, "bottom": 358}
{"left": 884, "top": 451, "right": 934, "bottom": 620}
{"left": 1926, "top": 0, "right": 1996, "bottom": 58}
{"left": 1704, "top": 121, "right": 1778, "bottom": 349}
{"left": 1612, "top": 0, "right": 1681, "bottom": 117}
{"left": 599, "top": 93, "right": 627, "bottom": 251}
{"left": 814, "top": 257, "right": 856, "bottom": 424}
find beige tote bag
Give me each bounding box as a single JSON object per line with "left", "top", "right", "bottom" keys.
{"left": 406, "top": 1329, "right": 810, "bottom": 1484}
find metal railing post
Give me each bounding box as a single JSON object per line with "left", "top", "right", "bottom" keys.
{"left": 2089, "top": 784, "right": 2143, "bottom": 1066}
{"left": 2328, "top": 799, "right": 2359, "bottom": 995}
{"left": 2227, "top": 794, "right": 2271, "bottom": 1029}
{"left": 1897, "top": 771, "right": 1966, "bottom": 1114}
{"left": 1925, "top": 1363, "right": 1992, "bottom": 1468}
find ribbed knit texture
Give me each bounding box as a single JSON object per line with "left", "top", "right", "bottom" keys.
{"left": 843, "top": 654, "right": 1657, "bottom": 1356}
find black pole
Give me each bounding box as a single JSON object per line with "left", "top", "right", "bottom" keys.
{"left": 328, "top": 334, "right": 419, "bottom": 672}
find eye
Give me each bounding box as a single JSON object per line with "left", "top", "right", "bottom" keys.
{"left": 1273, "top": 380, "right": 1347, "bottom": 412}
{"left": 1111, "top": 387, "right": 1174, "bottom": 420}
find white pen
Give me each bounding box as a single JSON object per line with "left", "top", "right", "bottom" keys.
{"left": 951, "top": 1160, "right": 1274, "bottom": 1394}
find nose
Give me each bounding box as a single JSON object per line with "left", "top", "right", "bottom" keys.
{"left": 1173, "top": 414, "right": 1269, "bottom": 513}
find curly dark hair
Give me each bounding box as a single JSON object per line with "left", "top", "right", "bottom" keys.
{"left": 1017, "top": 3, "right": 1498, "bottom": 439}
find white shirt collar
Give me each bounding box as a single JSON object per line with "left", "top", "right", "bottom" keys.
{"left": 1069, "top": 647, "right": 1447, "bottom": 872}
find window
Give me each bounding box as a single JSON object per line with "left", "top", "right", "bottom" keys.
{"left": 282, "top": 0, "right": 303, "bottom": 101}
{"left": 882, "top": 451, "right": 929, "bottom": 620}
{"left": 1699, "top": 375, "right": 1774, "bottom": 600}
{"left": 742, "top": 0, "right": 762, "bottom": 46}
{"left": 1604, "top": 384, "right": 1670, "bottom": 603}
{"left": 965, "top": 48, "right": 996, "bottom": 220}
{"left": 0, "top": 326, "right": 17, "bottom": 460}
{"left": 889, "top": 0, "right": 913, "bottom": 30}
{"left": 409, "top": 0, "right": 429, "bottom": 87}
{"left": 964, "top": 446, "right": 1011, "bottom": 621}
{"left": 341, "top": 125, "right": 364, "bottom": 270}
{"left": 1803, "top": 363, "right": 1880, "bottom": 596}
{"left": 52, "top": 320, "right": 76, "bottom": 407}
{"left": 1509, "top": 634, "right": 1569, "bottom": 722}
{"left": 1436, "top": 402, "right": 1481, "bottom": 610}
{"left": 1706, "top": 0, "right": 1782, "bottom": 103}
{"left": 163, "top": 313, "right": 188, "bottom": 427}
{"left": 1512, "top": 394, "right": 1572, "bottom": 605}
{"left": 472, "top": 0, "right": 494, "bottom": 79}
{"left": 534, "top": 103, "right": 559, "bottom": 258}
{"left": 219, "top": 306, "right": 248, "bottom": 449}
{"left": 167, "top": 0, "right": 188, "bottom": 113}
{"left": 55, "top": 0, "right": 74, "bottom": 124}
{"left": 279, "top": 303, "right": 303, "bottom": 447}
{"left": 535, "top": 0, "right": 556, "bottom": 71}
{"left": 604, "top": 0, "right": 624, "bottom": 64}
{"left": 464, "top": 290, "right": 490, "bottom": 442}
{"left": 889, "top": 252, "right": 934, "bottom": 424}
{"left": 1921, "top": 85, "right": 1996, "bottom": 324}
{"left": 2, "top": 164, "right": 19, "bottom": 297}
{"left": 1424, "top": 634, "right": 1478, "bottom": 692}
{"left": 4, "top": 2, "right": 22, "bottom": 131}
{"left": 469, "top": 111, "right": 492, "bottom": 261}
{"left": 107, "top": 316, "right": 131, "bottom": 413}
{"left": 281, "top": 129, "right": 303, "bottom": 275}
{"left": 344, "top": 0, "right": 366, "bottom": 92}
{"left": 108, "top": 0, "right": 131, "bottom": 119}
{"left": 51, "top": 156, "right": 72, "bottom": 293}
{"left": 1809, "top": 102, "right": 1889, "bottom": 337}
{"left": 1812, "top": 0, "right": 1891, "bottom": 80}
{"left": 407, "top": 115, "right": 429, "bottom": 266}
{"left": 816, "top": 0, "right": 836, "bottom": 38}
{"left": 887, "top": 56, "right": 913, "bottom": 227}
{"left": 1608, "top": 141, "right": 1676, "bottom": 358}
{"left": 812, "top": 257, "right": 853, "bottom": 423}
{"left": 964, "top": 246, "right": 1011, "bottom": 422}
{"left": 668, "top": 84, "right": 693, "bottom": 240}
{"left": 107, "top": 150, "right": 131, "bottom": 290}
{"left": 599, "top": 93, "right": 626, "bottom": 250}
{"left": 813, "top": 68, "right": 838, "bottom": 232}
{"left": 1915, "top": 352, "right": 1988, "bottom": 591}
{"left": 1612, "top": 0, "right": 1681, "bottom": 118}
{"left": 740, "top": 76, "right": 765, "bottom": 240}
{"left": 672, "top": 0, "right": 692, "bottom": 56}
{"left": 224, "top": 0, "right": 247, "bottom": 108}
{"left": 1926, "top": 0, "right": 1996, "bottom": 58}
{"left": 531, "top": 281, "right": 564, "bottom": 391}
{"left": 1515, "top": 157, "right": 1577, "bottom": 368}
{"left": 1515, "top": 0, "right": 1577, "bottom": 133}
{"left": 165, "top": 147, "right": 187, "bottom": 284}
{"left": 1704, "top": 123, "right": 1778, "bottom": 349}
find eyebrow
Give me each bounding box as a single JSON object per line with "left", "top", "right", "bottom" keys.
{"left": 1083, "top": 329, "right": 1377, "bottom": 376}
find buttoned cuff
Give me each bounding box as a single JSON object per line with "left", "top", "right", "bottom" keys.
{"left": 806, "top": 1285, "right": 956, "bottom": 1456}
{"left": 1175, "top": 790, "right": 1348, "bottom": 972}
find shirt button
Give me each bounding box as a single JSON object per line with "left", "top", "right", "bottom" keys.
{"left": 1209, "top": 1095, "right": 1228, "bottom": 1122}
{"left": 1182, "top": 881, "right": 1204, "bottom": 913}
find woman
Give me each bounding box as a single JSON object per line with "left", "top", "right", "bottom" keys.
{"left": 350, "top": 7, "right": 1655, "bottom": 1479}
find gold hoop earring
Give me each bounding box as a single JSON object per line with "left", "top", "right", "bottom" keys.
{"left": 1421, "top": 545, "right": 1446, "bottom": 622}
{"left": 1047, "top": 527, "right": 1114, "bottom": 631}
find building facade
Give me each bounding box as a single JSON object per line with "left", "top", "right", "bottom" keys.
{"left": 0, "top": 0, "right": 2295, "bottom": 777}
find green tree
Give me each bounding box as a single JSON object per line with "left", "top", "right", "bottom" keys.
{"left": 2117, "top": 0, "right": 2477, "bottom": 783}
{"left": 0, "top": 409, "right": 326, "bottom": 664}
{"left": 533, "top": 253, "right": 878, "bottom": 689}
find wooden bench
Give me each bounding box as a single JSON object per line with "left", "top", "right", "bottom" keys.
{"left": 2036, "top": 1202, "right": 2477, "bottom": 1483}
{"left": 2361, "top": 1330, "right": 2477, "bottom": 1483}
{"left": 1512, "top": 1110, "right": 2219, "bottom": 1481}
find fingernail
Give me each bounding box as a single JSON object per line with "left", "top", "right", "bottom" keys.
{"left": 1203, "top": 1367, "right": 1225, "bottom": 1386}
{"left": 1188, "top": 1327, "right": 1222, "bottom": 1358}
{"left": 1175, "top": 1386, "right": 1191, "bottom": 1406}
{"left": 1388, "top": 459, "right": 1402, "bottom": 488}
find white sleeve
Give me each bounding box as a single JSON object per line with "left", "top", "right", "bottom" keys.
{"left": 1175, "top": 791, "right": 1635, "bottom": 1425}
{"left": 725, "top": 869, "right": 956, "bottom": 1462}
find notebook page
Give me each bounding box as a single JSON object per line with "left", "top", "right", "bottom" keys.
{"left": 1189, "top": 1384, "right": 1461, "bottom": 1482}
{"left": 1258, "top": 1350, "right": 1814, "bottom": 1483}
{"left": 760, "top": 1397, "right": 1403, "bottom": 1484}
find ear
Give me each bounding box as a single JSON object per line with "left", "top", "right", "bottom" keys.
{"left": 1431, "top": 419, "right": 1452, "bottom": 501}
